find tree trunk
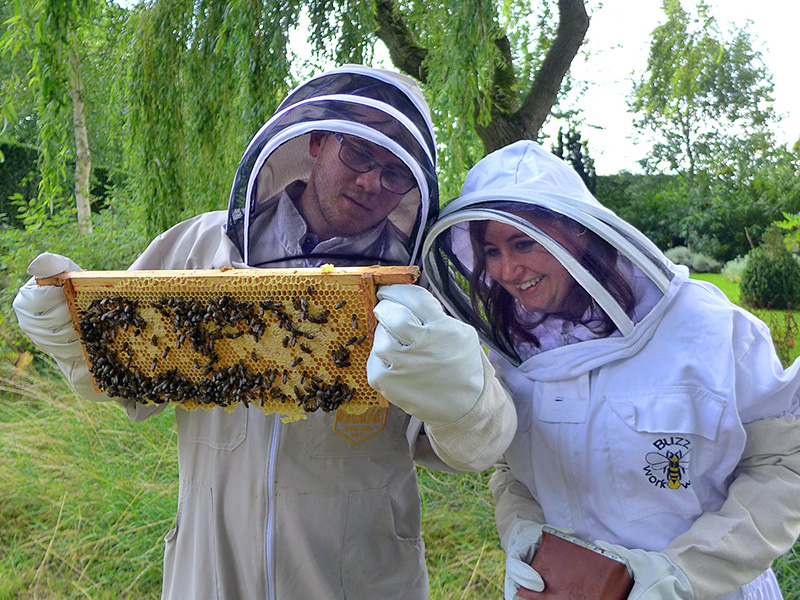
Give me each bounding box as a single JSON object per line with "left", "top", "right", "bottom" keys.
{"left": 475, "top": 0, "right": 590, "bottom": 153}
{"left": 68, "top": 41, "right": 93, "bottom": 236}
{"left": 374, "top": 0, "right": 590, "bottom": 152}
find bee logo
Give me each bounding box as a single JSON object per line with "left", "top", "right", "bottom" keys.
{"left": 645, "top": 449, "right": 690, "bottom": 489}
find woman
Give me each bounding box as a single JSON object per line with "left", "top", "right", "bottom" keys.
{"left": 422, "top": 141, "right": 800, "bottom": 600}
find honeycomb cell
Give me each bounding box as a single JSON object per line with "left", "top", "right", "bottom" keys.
{"left": 52, "top": 266, "right": 418, "bottom": 421}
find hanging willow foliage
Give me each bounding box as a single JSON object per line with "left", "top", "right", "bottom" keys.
{"left": 1, "top": 0, "right": 88, "bottom": 226}
{"left": 126, "top": 0, "right": 297, "bottom": 237}
{"left": 126, "top": 0, "right": 587, "bottom": 234}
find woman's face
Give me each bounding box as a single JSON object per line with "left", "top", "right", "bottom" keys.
{"left": 481, "top": 219, "right": 583, "bottom": 314}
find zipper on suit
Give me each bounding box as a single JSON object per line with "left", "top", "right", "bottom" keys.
{"left": 265, "top": 417, "right": 281, "bottom": 600}
{"left": 557, "top": 424, "right": 584, "bottom": 533}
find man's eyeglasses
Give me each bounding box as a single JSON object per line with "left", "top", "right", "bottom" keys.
{"left": 333, "top": 133, "right": 416, "bottom": 195}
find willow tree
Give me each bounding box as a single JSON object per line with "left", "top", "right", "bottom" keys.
{"left": 0, "top": 0, "right": 117, "bottom": 234}
{"left": 127, "top": 0, "right": 589, "bottom": 235}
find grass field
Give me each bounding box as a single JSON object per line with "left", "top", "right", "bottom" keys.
{"left": 1, "top": 275, "right": 799, "bottom": 598}
{"left": 0, "top": 361, "right": 506, "bottom": 600}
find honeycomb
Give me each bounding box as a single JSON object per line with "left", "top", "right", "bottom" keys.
{"left": 40, "top": 266, "right": 419, "bottom": 421}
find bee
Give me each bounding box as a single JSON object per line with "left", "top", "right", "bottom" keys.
{"left": 351, "top": 314, "right": 359, "bottom": 329}
{"left": 306, "top": 286, "right": 316, "bottom": 296}
{"left": 151, "top": 335, "right": 159, "bottom": 347}
{"left": 646, "top": 449, "right": 690, "bottom": 489}
{"left": 331, "top": 343, "right": 351, "bottom": 368}
{"left": 334, "top": 300, "right": 347, "bottom": 310}
{"left": 299, "top": 343, "right": 313, "bottom": 354}
{"left": 161, "top": 346, "right": 171, "bottom": 359}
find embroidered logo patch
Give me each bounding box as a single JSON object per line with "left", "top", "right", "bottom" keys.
{"left": 333, "top": 406, "right": 387, "bottom": 445}
{"left": 643, "top": 436, "right": 691, "bottom": 490}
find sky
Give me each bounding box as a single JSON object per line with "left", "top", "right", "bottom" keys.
{"left": 564, "top": 0, "right": 800, "bottom": 174}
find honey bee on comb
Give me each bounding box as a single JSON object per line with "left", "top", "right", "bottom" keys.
{"left": 41, "top": 266, "right": 418, "bottom": 421}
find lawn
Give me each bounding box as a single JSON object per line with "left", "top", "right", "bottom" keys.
{"left": 691, "top": 272, "right": 800, "bottom": 365}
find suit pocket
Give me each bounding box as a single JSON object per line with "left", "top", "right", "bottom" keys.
{"left": 180, "top": 404, "right": 248, "bottom": 451}
{"left": 605, "top": 386, "right": 725, "bottom": 521}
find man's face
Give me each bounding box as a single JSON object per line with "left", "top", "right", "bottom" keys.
{"left": 299, "top": 132, "right": 414, "bottom": 241}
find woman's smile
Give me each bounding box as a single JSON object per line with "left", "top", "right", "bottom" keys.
{"left": 482, "top": 220, "right": 579, "bottom": 313}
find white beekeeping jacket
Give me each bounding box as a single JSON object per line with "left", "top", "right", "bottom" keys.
{"left": 421, "top": 141, "right": 800, "bottom": 600}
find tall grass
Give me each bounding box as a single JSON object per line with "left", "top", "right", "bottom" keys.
{"left": 0, "top": 361, "right": 176, "bottom": 599}
{"left": 0, "top": 359, "right": 503, "bottom": 599}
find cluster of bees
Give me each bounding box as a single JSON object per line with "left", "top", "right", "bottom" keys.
{"left": 76, "top": 287, "right": 367, "bottom": 415}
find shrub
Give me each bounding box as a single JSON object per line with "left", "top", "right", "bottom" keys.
{"left": 0, "top": 193, "right": 149, "bottom": 360}
{"left": 664, "top": 246, "right": 722, "bottom": 273}
{"left": 739, "top": 246, "right": 800, "bottom": 309}
{"left": 721, "top": 255, "right": 748, "bottom": 283}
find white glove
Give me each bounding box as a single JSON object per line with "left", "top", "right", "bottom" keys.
{"left": 504, "top": 521, "right": 574, "bottom": 600}
{"left": 367, "top": 284, "right": 484, "bottom": 425}
{"left": 13, "top": 253, "right": 83, "bottom": 359}
{"left": 594, "top": 540, "right": 694, "bottom": 600}
{"left": 12, "top": 253, "right": 98, "bottom": 397}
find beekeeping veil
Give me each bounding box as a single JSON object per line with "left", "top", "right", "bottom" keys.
{"left": 226, "top": 64, "right": 438, "bottom": 267}
{"left": 423, "top": 141, "right": 680, "bottom": 366}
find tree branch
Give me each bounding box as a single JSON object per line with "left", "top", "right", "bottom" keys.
{"left": 373, "top": 0, "right": 428, "bottom": 82}
{"left": 476, "top": 0, "right": 589, "bottom": 152}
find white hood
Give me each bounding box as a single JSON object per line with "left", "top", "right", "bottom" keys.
{"left": 422, "top": 141, "right": 687, "bottom": 370}
{"left": 226, "top": 65, "right": 438, "bottom": 267}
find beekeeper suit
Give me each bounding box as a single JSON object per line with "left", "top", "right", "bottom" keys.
{"left": 422, "top": 140, "right": 800, "bottom": 600}
{"left": 12, "top": 66, "right": 516, "bottom": 600}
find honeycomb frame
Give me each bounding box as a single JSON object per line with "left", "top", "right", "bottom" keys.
{"left": 38, "top": 266, "right": 419, "bottom": 421}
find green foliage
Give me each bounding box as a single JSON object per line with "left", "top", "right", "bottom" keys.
{"left": 0, "top": 193, "right": 149, "bottom": 356}
{"left": 596, "top": 144, "right": 800, "bottom": 263}
{"left": 0, "top": 142, "right": 38, "bottom": 227}
{"left": 721, "top": 255, "right": 748, "bottom": 284}
{"left": 625, "top": 0, "right": 797, "bottom": 264}
{"left": 664, "top": 245, "right": 721, "bottom": 273}
{"left": 739, "top": 239, "right": 800, "bottom": 310}
{"left": 551, "top": 127, "right": 596, "bottom": 193}
{"left": 595, "top": 172, "right": 688, "bottom": 250}
{"left": 631, "top": 0, "right": 775, "bottom": 179}
{"left": 419, "top": 468, "right": 505, "bottom": 598}
{"left": 1, "top": 0, "right": 130, "bottom": 230}
{"left": 0, "top": 362, "right": 177, "bottom": 598}
{"left": 753, "top": 307, "right": 799, "bottom": 369}
{"left": 776, "top": 210, "right": 800, "bottom": 254}
{"left": 684, "top": 143, "right": 800, "bottom": 262}
{"left": 1, "top": 0, "right": 77, "bottom": 223}
{"left": 125, "top": 0, "right": 296, "bottom": 238}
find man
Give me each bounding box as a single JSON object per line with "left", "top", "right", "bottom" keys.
{"left": 13, "top": 65, "right": 516, "bottom": 599}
